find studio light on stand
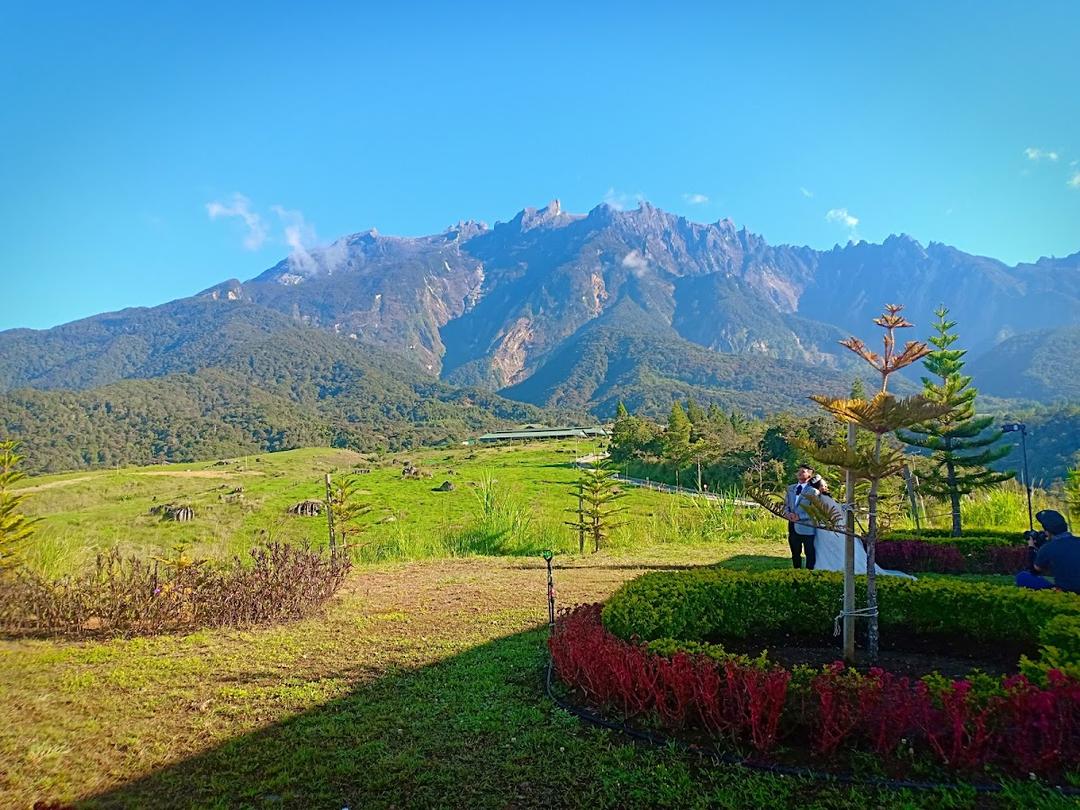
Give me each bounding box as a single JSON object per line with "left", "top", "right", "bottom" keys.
{"left": 1002, "top": 422, "right": 1033, "bottom": 532}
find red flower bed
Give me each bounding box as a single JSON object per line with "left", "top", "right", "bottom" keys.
{"left": 549, "top": 604, "right": 1080, "bottom": 776}
{"left": 876, "top": 540, "right": 1029, "bottom": 575}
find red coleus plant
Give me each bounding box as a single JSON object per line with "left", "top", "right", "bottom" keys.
{"left": 550, "top": 604, "right": 1080, "bottom": 776}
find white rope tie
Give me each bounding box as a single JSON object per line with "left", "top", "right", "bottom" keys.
{"left": 833, "top": 605, "right": 878, "bottom": 637}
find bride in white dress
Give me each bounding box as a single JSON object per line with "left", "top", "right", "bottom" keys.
{"left": 804, "top": 478, "right": 915, "bottom": 580}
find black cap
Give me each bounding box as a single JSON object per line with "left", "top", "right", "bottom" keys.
{"left": 1036, "top": 509, "right": 1068, "bottom": 536}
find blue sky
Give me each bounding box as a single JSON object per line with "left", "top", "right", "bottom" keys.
{"left": 2, "top": 1, "right": 1079, "bottom": 330}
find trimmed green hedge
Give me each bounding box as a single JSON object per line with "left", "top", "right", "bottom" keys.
{"left": 601, "top": 568, "right": 1080, "bottom": 679}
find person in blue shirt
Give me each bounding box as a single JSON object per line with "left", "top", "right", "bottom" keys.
{"left": 1015, "top": 510, "right": 1080, "bottom": 594}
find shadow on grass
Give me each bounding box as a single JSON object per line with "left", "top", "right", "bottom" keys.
{"left": 84, "top": 628, "right": 584, "bottom": 808}
{"left": 714, "top": 554, "right": 792, "bottom": 573}
{"left": 79, "top": 623, "right": 845, "bottom": 810}
{"left": 75, "top": 595, "right": 1054, "bottom": 809}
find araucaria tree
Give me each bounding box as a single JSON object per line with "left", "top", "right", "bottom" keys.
{"left": 802, "top": 305, "right": 949, "bottom": 661}
{"left": 567, "top": 458, "right": 626, "bottom": 553}
{"left": 897, "top": 307, "right": 1012, "bottom": 536}
{"left": 325, "top": 473, "right": 372, "bottom": 555}
{"left": 0, "top": 441, "right": 38, "bottom": 571}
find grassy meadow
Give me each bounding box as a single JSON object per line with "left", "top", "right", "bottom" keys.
{"left": 2, "top": 441, "right": 1069, "bottom": 808}
{"left": 13, "top": 441, "right": 785, "bottom": 576}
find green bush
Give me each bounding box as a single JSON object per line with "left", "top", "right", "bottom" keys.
{"left": 1026, "top": 614, "right": 1080, "bottom": 681}
{"left": 601, "top": 567, "right": 1080, "bottom": 676}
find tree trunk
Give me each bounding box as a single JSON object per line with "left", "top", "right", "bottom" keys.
{"left": 577, "top": 489, "right": 585, "bottom": 554}
{"left": 947, "top": 459, "right": 961, "bottom": 537}
{"left": 324, "top": 473, "right": 336, "bottom": 556}
{"left": 866, "top": 435, "right": 882, "bottom": 662}
{"left": 843, "top": 422, "right": 857, "bottom": 664}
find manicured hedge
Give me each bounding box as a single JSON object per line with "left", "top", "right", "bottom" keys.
{"left": 876, "top": 539, "right": 1029, "bottom": 574}
{"left": 600, "top": 568, "right": 1080, "bottom": 677}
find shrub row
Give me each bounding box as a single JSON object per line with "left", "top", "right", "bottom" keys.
{"left": 876, "top": 539, "right": 1029, "bottom": 575}
{"left": 552, "top": 604, "right": 1080, "bottom": 775}
{"left": 884, "top": 529, "right": 1017, "bottom": 555}
{"left": 600, "top": 568, "right": 1080, "bottom": 679}
{"left": 0, "top": 543, "right": 351, "bottom": 638}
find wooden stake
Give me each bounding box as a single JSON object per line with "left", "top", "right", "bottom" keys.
{"left": 843, "top": 421, "right": 856, "bottom": 664}
{"left": 324, "top": 473, "right": 336, "bottom": 555}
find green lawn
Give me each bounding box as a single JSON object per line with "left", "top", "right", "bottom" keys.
{"left": 3, "top": 443, "right": 1068, "bottom": 808}
{"left": 4, "top": 548, "right": 1071, "bottom": 809}
{"left": 14, "top": 442, "right": 783, "bottom": 575}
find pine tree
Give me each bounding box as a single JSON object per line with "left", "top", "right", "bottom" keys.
{"left": 566, "top": 458, "right": 626, "bottom": 552}
{"left": 897, "top": 307, "right": 1013, "bottom": 536}
{"left": 325, "top": 473, "right": 372, "bottom": 554}
{"left": 685, "top": 398, "right": 706, "bottom": 427}
{"left": 664, "top": 402, "right": 693, "bottom": 486}
{"left": 0, "top": 441, "right": 38, "bottom": 571}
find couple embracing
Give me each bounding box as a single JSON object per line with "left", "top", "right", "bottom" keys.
{"left": 784, "top": 464, "right": 913, "bottom": 578}
{"left": 784, "top": 464, "right": 825, "bottom": 569}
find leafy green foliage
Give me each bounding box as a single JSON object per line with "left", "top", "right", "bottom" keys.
{"left": 0, "top": 441, "right": 37, "bottom": 569}
{"left": 601, "top": 567, "right": 1080, "bottom": 674}
{"left": 898, "top": 308, "right": 1013, "bottom": 535}
{"left": 1066, "top": 469, "right": 1080, "bottom": 523}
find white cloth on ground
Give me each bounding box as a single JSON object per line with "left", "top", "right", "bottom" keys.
{"left": 808, "top": 494, "right": 916, "bottom": 580}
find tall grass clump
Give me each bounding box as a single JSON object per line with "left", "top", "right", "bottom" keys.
{"left": 957, "top": 483, "right": 1054, "bottom": 531}
{"left": 355, "top": 473, "right": 556, "bottom": 562}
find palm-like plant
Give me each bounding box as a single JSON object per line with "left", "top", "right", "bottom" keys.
{"left": 0, "top": 441, "right": 39, "bottom": 571}
{"left": 803, "top": 306, "right": 950, "bottom": 660}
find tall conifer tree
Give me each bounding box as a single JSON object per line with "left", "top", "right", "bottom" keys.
{"left": 897, "top": 307, "right": 1012, "bottom": 536}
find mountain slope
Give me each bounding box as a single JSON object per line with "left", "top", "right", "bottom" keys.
{"left": 2, "top": 200, "right": 1078, "bottom": 422}
{"left": 0, "top": 320, "right": 558, "bottom": 473}
{"left": 966, "top": 324, "right": 1080, "bottom": 402}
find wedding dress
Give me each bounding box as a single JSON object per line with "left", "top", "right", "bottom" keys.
{"left": 810, "top": 494, "right": 916, "bottom": 580}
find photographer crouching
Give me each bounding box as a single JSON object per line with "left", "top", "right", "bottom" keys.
{"left": 1015, "top": 510, "right": 1080, "bottom": 594}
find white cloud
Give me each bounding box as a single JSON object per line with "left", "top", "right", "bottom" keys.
{"left": 206, "top": 193, "right": 268, "bottom": 250}
{"left": 1025, "top": 147, "right": 1060, "bottom": 162}
{"left": 1069, "top": 172, "right": 1080, "bottom": 189}
{"left": 271, "top": 205, "right": 318, "bottom": 269}
{"left": 682, "top": 192, "right": 709, "bottom": 205}
{"left": 825, "top": 207, "right": 859, "bottom": 230}
{"left": 603, "top": 187, "right": 646, "bottom": 211}
{"left": 800, "top": 187, "right": 814, "bottom": 198}
{"left": 621, "top": 250, "right": 649, "bottom": 276}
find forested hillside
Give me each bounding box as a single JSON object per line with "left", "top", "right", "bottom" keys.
{"left": 0, "top": 321, "right": 555, "bottom": 473}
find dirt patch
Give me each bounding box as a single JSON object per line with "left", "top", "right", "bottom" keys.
{"left": 16, "top": 476, "right": 95, "bottom": 493}
{"left": 133, "top": 470, "right": 266, "bottom": 479}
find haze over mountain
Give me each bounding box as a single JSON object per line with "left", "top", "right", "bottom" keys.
{"left": 2, "top": 199, "right": 1078, "bottom": 471}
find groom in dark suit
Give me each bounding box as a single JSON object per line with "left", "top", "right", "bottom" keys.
{"left": 784, "top": 465, "right": 816, "bottom": 569}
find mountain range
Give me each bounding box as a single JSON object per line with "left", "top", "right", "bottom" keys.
{"left": 3, "top": 199, "right": 1078, "bottom": 472}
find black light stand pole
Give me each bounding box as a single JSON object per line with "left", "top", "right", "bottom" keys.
{"left": 1021, "top": 427, "right": 1033, "bottom": 532}
{"left": 543, "top": 550, "right": 556, "bottom": 630}
{"left": 1003, "top": 422, "right": 1033, "bottom": 532}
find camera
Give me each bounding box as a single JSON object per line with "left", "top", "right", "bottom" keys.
{"left": 1023, "top": 529, "right": 1049, "bottom": 548}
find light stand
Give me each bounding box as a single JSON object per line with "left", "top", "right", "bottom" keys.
{"left": 1002, "top": 422, "right": 1033, "bottom": 532}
